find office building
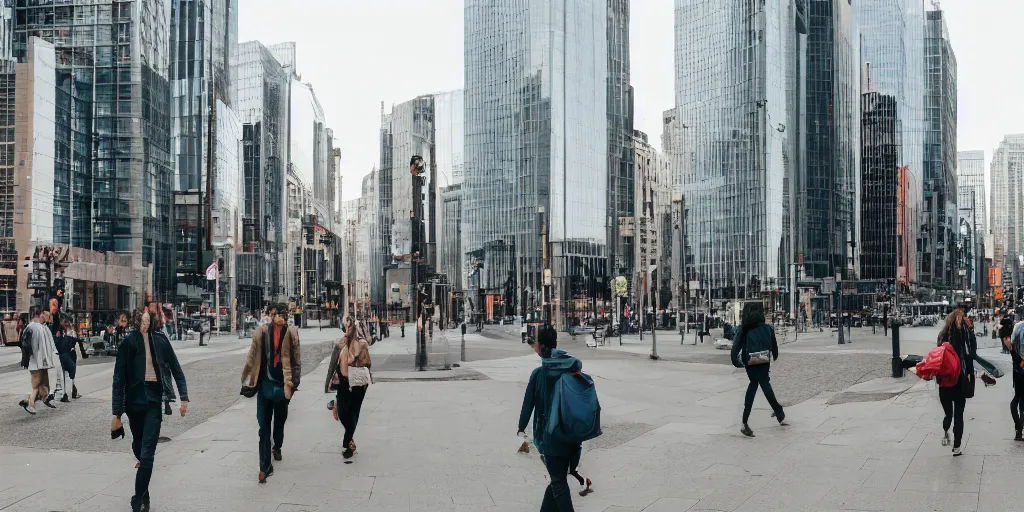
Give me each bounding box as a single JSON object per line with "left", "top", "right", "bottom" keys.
{"left": 859, "top": 92, "right": 902, "bottom": 281}
{"left": 234, "top": 41, "right": 289, "bottom": 308}
{"left": 674, "top": 0, "right": 800, "bottom": 301}
{"left": 857, "top": 0, "right": 925, "bottom": 287}
{"left": 957, "top": 150, "right": 986, "bottom": 262}
{"left": 465, "top": 0, "right": 609, "bottom": 326}
{"left": 798, "top": 0, "right": 858, "bottom": 282}
{"left": 378, "top": 95, "right": 437, "bottom": 310}
{"left": 439, "top": 183, "right": 464, "bottom": 294}
{"left": 607, "top": 0, "right": 634, "bottom": 286}
{"left": 169, "top": 0, "right": 239, "bottom": 308}
{"left": 990, "top": 135, "right": 1024, "bottom": 291}
{"left": 11, "top": 0, "right": 175, "bottom": 302}
{"left": 920, "top": 8, "right": 958, "bottom": 294}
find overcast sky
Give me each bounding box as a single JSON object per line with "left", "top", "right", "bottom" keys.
{"left": 240, "top": 0, "right": 1021, "bottom": 203}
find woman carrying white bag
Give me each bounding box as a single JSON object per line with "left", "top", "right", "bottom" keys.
{"left": 324, "top": 316, "right": 372, "bottom": 459}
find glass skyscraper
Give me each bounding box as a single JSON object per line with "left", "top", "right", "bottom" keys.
{"left": 12, "top": 0, "right": 175, "bottom": 300}
{"left": 920, "top": 8, "right": 957, "bottom": 293}
{"left": 235, "top": 41, "right": 288, "bottom": 307}
{"left": 857, "top": 0, "right": 925, "bottom": 286}
{"left": 674, "top": 0, "right": 797, "bottom": 300}
{"left": 799, "top": 0, "right": 858, "bottom": 282}
{"left": 465, "top": 0, "right": 610, "bottom": 325}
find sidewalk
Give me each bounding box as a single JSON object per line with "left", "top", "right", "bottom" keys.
{"left": 3, "top": 331, "right": 1023, "bottom": 511}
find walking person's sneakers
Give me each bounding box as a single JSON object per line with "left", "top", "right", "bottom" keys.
{"left": 570, "top": 470, "right": 593, "bottom": 496}
{"left": 740, "top": 424, "right": 755, "bottom": 437}
{"left": 19, "top": 399, "right": 36, "bottom": 415}
{"left": 952, "top": 446, "right": 963, "bottom": 456}
{"left": 59, "top": 394, "right": 70, "bottom": 403}
{"left": 72, "top": 386, "right": 81, "bottom": 399}
{"left": 342, "top": 440, "right": 356, "bottom": 459}
{"left": 42, "top": 395, "right": 57, "bottom": 409}
{"left": 273, "top": 448, "right": 282, "bottom": 461}
{"left": 772, "top": 410, "right": 787, "bottom": 425}
{"left": 941, "top": 431, "right": 951, "bottom": 446}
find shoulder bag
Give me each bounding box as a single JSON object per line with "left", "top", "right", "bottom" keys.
{"left": 347, "top": 341, "right": 372, "bottom": 387}
{"left": 746, "top": 326, "right": 771, "bottom": 366}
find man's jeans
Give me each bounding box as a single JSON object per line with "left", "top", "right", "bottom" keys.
{"left": 256, "top": 389, "right": 289, "bottom": 473}
{"left": 126, "top": 402, "right": 163, "bottom": 500}
{"left": 541, "top": 454, "right": 575, "bottom": 511}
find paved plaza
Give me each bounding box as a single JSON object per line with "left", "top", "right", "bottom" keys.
{"left": 0, "top": 323, "right": 1022, "bottom": 511}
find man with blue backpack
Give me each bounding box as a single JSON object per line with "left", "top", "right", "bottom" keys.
{"left": 518, "top": 322, "right": 601, "bottom": 511}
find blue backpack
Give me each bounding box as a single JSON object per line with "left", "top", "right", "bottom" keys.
{"left": 545, "top": 371, "right": 602, "bottom": 445}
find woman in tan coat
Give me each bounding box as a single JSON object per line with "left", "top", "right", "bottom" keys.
{"left": 324, "top": 316, "right": 371, "bottom": 459}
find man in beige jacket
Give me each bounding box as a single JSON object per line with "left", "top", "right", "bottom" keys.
{"left": 240, "top": 303, "right": 300, "bottom": 483}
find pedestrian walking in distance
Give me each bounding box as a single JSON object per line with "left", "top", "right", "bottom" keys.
{"left": 18, "top": 308, "right": 57, "bottom": 415}
{"left": 519, "top": 322, "right": 591, "bottom": 511}
{"left": 240, "top": 303, "right": 301, "bottom": 483}
{"left": 111, "top": 308, "right": 189, "bottom": 512}
{"left": 1007, "top": 321, "right": 1024, "bottom": 441}
{"left": 731, "top": 302, "right": 786, "bottom": 437}
{"left": 1000, "top": 314, "right": 1014, "bottom": 354}
{"left": 937, "top": 309, "right": 975, "bottom": 456}
{"left": 325, "top": 316, "right": 371, "bottom": 459}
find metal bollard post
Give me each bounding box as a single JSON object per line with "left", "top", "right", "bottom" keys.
{"left": 891, "top": 321, "right": 903, "bottom": 378}
{"left": 461, "top": 322, "right": 467, "bottom": 362}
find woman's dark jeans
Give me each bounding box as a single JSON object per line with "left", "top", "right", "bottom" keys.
{"left": 939, "top": 384, "right": 966, "bottom": 447}
{"left": 337, "top": 379, "right": 368, "bottom": 447}
{"left": 541, "top": 454, "right": 575, "bottom": 511}
{"left": 743, "top": 364, "right": 783, "bottom": 424}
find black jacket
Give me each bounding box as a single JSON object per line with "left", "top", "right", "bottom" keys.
{"left": 731, "top": 323, "right": 779, "bottom": 368}
{"left": 112, "top": 330, "right": 188, "bottom": 416}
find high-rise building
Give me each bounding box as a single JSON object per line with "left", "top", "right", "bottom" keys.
{"left": 990, "top": 135, "right": 1024, "bottom": 291}
{"left": 439, "top": 184, "right": 464, "bottom": 293}
{"left": 957, "top": 151, "right": 985, "bottom": 291}
{"left": 170, "top": 0, "right": 239, "bottom": 307}
{"left": 674, "top": 0, "right": 800, "bottom": 301}
{"left": 465, "top": 0, "right": 609, "bottom": 326}
{"left": 12, "top": 0, "right": 176, "bottom": 301}
{"left": 920, "top": 8, "right": 958, "bottom": 294}
{"left": 378, "top": 95, "right": 437, "bottom": 309}
{"left": 859, "top": 92, "right": 902, "bottom": 281}
{"left": 798, "top": 0, "right": 858, "bottom": 282}
{"left": 234, "top": 41, "right": 289, "bottom": 308}
{"left": 607, "top": 0, "right": 634, "bottom": 285}
{"left": 857, "top": 0, "right": 925, "bottom": 288}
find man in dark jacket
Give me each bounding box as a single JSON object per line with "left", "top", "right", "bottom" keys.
{"left": 518, "top": 322, "right": 580, "bottom": 511}
{"left": 111, "top": 308, "right": 189, "bottom": 512}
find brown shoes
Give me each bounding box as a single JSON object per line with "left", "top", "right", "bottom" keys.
{"left": 258, "top": 472, "right": 267, "bottom": 484}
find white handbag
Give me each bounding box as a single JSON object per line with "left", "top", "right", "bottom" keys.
{"left": 347, "top": 366, "right": 372, "bottom": 387}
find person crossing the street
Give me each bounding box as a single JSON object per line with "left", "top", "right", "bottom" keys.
{"left": 18, "top": 308, "right": 57, "bottom": 415}
{"left": 111, "top": 308, "right": 189, "bottom": 512}
{"left": 731, "top": 302, "right": 786, "bottom": 437}
{"left": 240, "top": 303, "right": 301, "bottom": 483}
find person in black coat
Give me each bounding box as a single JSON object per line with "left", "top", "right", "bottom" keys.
{"left": 937, "top": 309, "right": 975, "bottom": 456}
{"left": 731, "top": 302, "right": 785, "bottom": 437}
{"left": 111, "top": 308, "right": 189, "bottom": 512}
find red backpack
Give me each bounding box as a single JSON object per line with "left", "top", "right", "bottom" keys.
{"left": 916, "top": 342, "right": 961, "bottom": 386}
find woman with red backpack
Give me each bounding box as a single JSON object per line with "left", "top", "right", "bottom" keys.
{"left": 937, "top": 309, "right": 976, "bottom": 456}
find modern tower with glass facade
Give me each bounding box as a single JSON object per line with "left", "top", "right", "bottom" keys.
{"left": 465, "top": 0, "right": 612, "bottom": 326}
{"left": 673, "top": 0, "right": 801, "bottom": 303}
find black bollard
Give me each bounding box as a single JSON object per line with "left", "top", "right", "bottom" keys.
{"left": 891, "top": 321, "right": 903, "bottom": 378}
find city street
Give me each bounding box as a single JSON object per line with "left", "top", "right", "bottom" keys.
{"left": 1, "top": 323, "right": 1022, "bottom": 511}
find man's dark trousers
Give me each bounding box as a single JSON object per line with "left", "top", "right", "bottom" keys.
{"left": 540, "top": 454, "right": 575, "bottom": 511}
{"left": 126, "top": 400, "right": 163, "bottom": 502}
{"left": 256, "top": 389, "right": 289, "bottom": 473}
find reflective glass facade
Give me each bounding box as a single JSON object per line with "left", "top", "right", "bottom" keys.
{"left": 674, "top": 0, "right": 795, "bottom": 299}
{"left": 465, "top": 0, "right": 609, "bottom": 322}
{"left": 860, "top": 92, "right": 901, "bottom": 280}
{"left": 957, "top": 150, "right": 986, "bottom": 257}
{"left": 607, "top": 0, "right": 633, "bottom": 280}
{"left": 990, "top": 136, "right": 1024, "bottom": 286}
{"left": 800, "top": 0, "right": 857, "bottom": 280}
{"left": 857, "top": 0, "right": 924, "bottom": 285}
{"left": 13, "top": 0, "right": 175, "bottom": 300}
{"left": 235, "top": 40, "right": 288, "bottom": 306}
{"left": 920, "top": 9, "right": 957, "bottom": 292}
